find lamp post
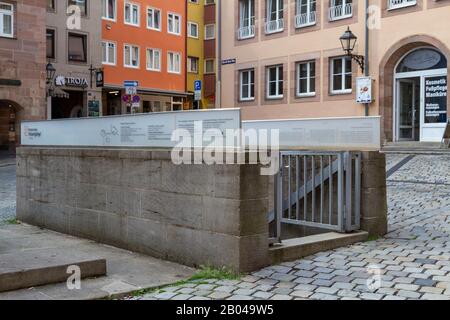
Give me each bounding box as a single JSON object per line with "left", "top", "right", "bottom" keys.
{"left": 46, "top": 62, "right": 56, "bottom": 97}
{"left": 340, "top": 27, "right": 365, "bottom": 73}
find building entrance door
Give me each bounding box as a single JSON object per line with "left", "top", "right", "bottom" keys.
{"left": 397, "top": 78, "right": 420, "bottom": 141}
{"left": 393, "top": 47, "right": 448, "bottom": 142}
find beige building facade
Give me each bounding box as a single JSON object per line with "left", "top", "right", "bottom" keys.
{"left": 46, "top": 0, "right": 103, "bottom": 119}
{"left": 220, "top": 0, "right": 450, "bottom": 143}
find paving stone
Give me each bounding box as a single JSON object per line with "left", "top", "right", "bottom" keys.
{"left": 421, "top": 293, "right": 450, "bottom": 300}
{"left": 272, "top": 287, "right": 293, "bottom": 295}
{"left": 154, "top": 292, "right": 178, "bottom": 299}
{"left": 254, "top": 285, "right": 274, "bottom": 292}
{"left": 270, "top": 294, "right": 293, "bottom": 300}
{"left": 214, "top": 286, "right": 236, "bottom": 293}
{"left": 270, "top": 273, "right": 296, "bottom": 282}
{"left": 359, "top": 292, "right": 384, "bottom": 300}
{"left": 172, "top": 294, "right": 193, "bottom": 300}
{"left": 209, "top": 291, "right": 231, "bottom": 299}
{"left": 413, "top": 278, "right": 437, "bottom": 287}
{"left": 396, "top": 290, "right": 422, "bottom": 299}
{"left": 227, "top": 295, "right": 253, "bottom": 300}
{"left": 337, "top": 290, "right": 359, "bottom": 298}
{"left": 312, "top": 279, "right": 335, "bottom": 287}
{"left": 383, "top": 295, "right": 406, "bottom": 300}
{"left": 419, "top": 286, "right": 444, "bottom": 294}
{"left": 291, "top": 290, "right": 313, "bottom": 298}
{"left": 332, "top": 282, "right": 356, "bottom": 290}
{"left": 178, "top": 287, "right": 196, "bottom": 294}
{"left": 294, "top": 270, "right": 316, "bottom": 278}
{"left": 394, "top": 283, "right": 420, "bottom": 291}
{"left": 233, "top": 288, "right": 256, "bottom": 296}
{"left": 315, "top": 287, "right": 339, "bottom": 295}
{"left": 253, "top": 291, "right": 274, "bottom": 299}
{"left": 196, "top": 284, "right": 216, "bottom": 291}
{"left": 189, "top": 296, "right": 211, "bottom": 300}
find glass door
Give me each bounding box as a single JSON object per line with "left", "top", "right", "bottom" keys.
{"left": 397, "top": 79, "right": 419, "bottom": 141}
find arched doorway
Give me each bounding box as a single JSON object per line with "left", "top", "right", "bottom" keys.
{"left": 394, "top": 48, "right": 447, "bottom": 142}
{"left": 0, "top": 100, "right": 20, "bottom": 154}
{"left": 379, "top": 35, "right": 450, "bottom": 143}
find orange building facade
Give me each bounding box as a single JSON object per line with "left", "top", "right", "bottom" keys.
{"left": 101, "top": 0, "right": 189, "bottom": 115}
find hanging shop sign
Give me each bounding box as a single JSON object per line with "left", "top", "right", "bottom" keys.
{"left": 55, "top": 75, "right": 89, "bottom": 88}
{"left": 96, "top": 71, "right": 104, "bottom": 88}
{"left": 356, "top": 77, "right": 373, "bottom": 104}
{"left": 424, "top": 76, "right": 447, "bottom": 124}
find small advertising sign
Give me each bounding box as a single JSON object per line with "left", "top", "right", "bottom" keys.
{"left": 356, "top": 77, "right": 373, "bottom": 104}
{"left": 424, "top": 76, "right": 447, "bottom": 124}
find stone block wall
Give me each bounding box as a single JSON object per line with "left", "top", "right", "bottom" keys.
{"left": 0, "top": 0, "right": 47, "bottom": 148}
{"left": 16, "top": 147, "right": 270, "bottom": 273}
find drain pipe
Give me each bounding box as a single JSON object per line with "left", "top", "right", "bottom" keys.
{"left": 364, "top": 0, "right": 370, "bottom": 116}
{"left": 217, "top": 0, "right": 222, "bottom": 108}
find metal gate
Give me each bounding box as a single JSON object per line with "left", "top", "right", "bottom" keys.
{"left": 270, "top": 151, "right": 361, "bottom": 243}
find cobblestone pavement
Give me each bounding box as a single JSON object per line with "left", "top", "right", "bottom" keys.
{"left": 133, "top": 154, "right": 450, "bottom": 300}
{"left": 0, "top": 164, "right": 16, "bottom": 224}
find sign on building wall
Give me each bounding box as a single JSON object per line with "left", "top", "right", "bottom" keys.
{"left": 356, "top": 77, "right": 373, "bottom": 104}
{"left": 424, "top": 76, "right": 447, "bottom": 124}
{"left": 21, "top": 109, "right": 241, "bottom": 148}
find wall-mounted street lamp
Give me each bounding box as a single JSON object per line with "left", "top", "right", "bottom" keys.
{"left": 46, "top": 62, "right": 56, "bottom": 97}
{"left": 340, "top": 27, "right": 365, "bottom": 73}
{"left": 46, "top": 62, "right": 56, "bottom": 85}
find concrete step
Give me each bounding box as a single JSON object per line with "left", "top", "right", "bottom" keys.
{"left": 382, "top": 142, "right": 450, "bottom": 154}
{"left": 269, "top": 231, "right": 368, "bottom": 265}
{"left": 0, "top": 250, "right": 106, "bottom": 292}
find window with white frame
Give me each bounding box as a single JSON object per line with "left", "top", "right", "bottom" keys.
{"left": 168, "top": 52, "right": 181, "bottom": 73}
{"left": 102, "top": 41, "right": 116, "bottom": 65}
{"left": 102, "top": 0, "right": 116, "bottom": 20}
{"left": 168, "top": 13, "right": 181, "bottom": 35}
{"left": 295, "top": 0, "right": 316, "bottom": 28}
{"left": 265, "top": 0, "right": 284, "bottom": 34}
{"left": 0, "top": 2, "right": 13, "bottom": 38}
{"left": 266, "top": 65, "right": 283, "bottom": 99}
{"left": 329, "top": 0, "right": 352, "bottom": 21}
{"left": 330, "top": 56, "right": 352, "bottom": 94}
{"left": 238, "top": 0, "right": 255, "bottom": 39}
{"left": 188, "top": 56, "right": 199, "bottom": 73}
{"left": 388, "top": 0, "right": 416, "bottom": 10}
{"left": 147, "top": 7, "right": 161, "bottom": 30}
{"left": 240, "top": 69, "right": 255, "bottom": 101}
{"left": 124, "top": 2, "right": 139, "bottom": 26}
{"left": 124, "top": 44, "right": 139, "bottom": 68}
{"left": 146, "top": 48, "right": 161, "bottom": 71}
{"left": 188, "top": 22, "right": 198, "bottom": 38}
{"left": 296, "top": 61, "right": 315, "bottom": 97}
{"left": 205, "top": 59, "right": 215, "bottom": 74}
{"left": 204, "top": 24, "right": 215, "bottom": 40}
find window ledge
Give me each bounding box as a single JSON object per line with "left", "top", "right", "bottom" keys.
{"left": 330, "top": 90, "right": 352, "bottom": 96}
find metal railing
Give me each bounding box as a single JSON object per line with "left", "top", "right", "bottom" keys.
{"left": 270, "top": 151, "right": 361, "bottom": 243}
{"left": 388, "top": 0, "right": 416, "bottom": 10}
{"left": 238, "top": 25, "right": 255, "bottom": 40}
{"left": 295, "top": 11, "right": 316, "bottom": 28}
{"left": 328, "top": 3, "right": 353, "bottom": 21}
{"left": 265, "top": 18, "right": 284, "bottom": 34}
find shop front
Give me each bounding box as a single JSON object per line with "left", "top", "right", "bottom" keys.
{"left": 103, "top": 87, "right": 191, "bottom": 116}
{"left": 393, "top": 48, "right": 448, "bottom": 142}
{"left": 50, "top": 74, "right": 102, "bottom": 119}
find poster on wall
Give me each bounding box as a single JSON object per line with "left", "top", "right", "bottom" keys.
{"left": 356, "top": 77, "right": 373, "bottom": 104}
{"left": 424, "top": 76, "right": 447, "bottom": 124}
{"left": 88, "top": 100, "right": 100, "bottom": 117}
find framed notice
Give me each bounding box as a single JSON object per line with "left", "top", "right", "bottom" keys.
{"left": 424, "top": 76, "right": 447, "bottom": 124}
{"left": 356, "top": 77, "right": 373, "bottom": 104}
